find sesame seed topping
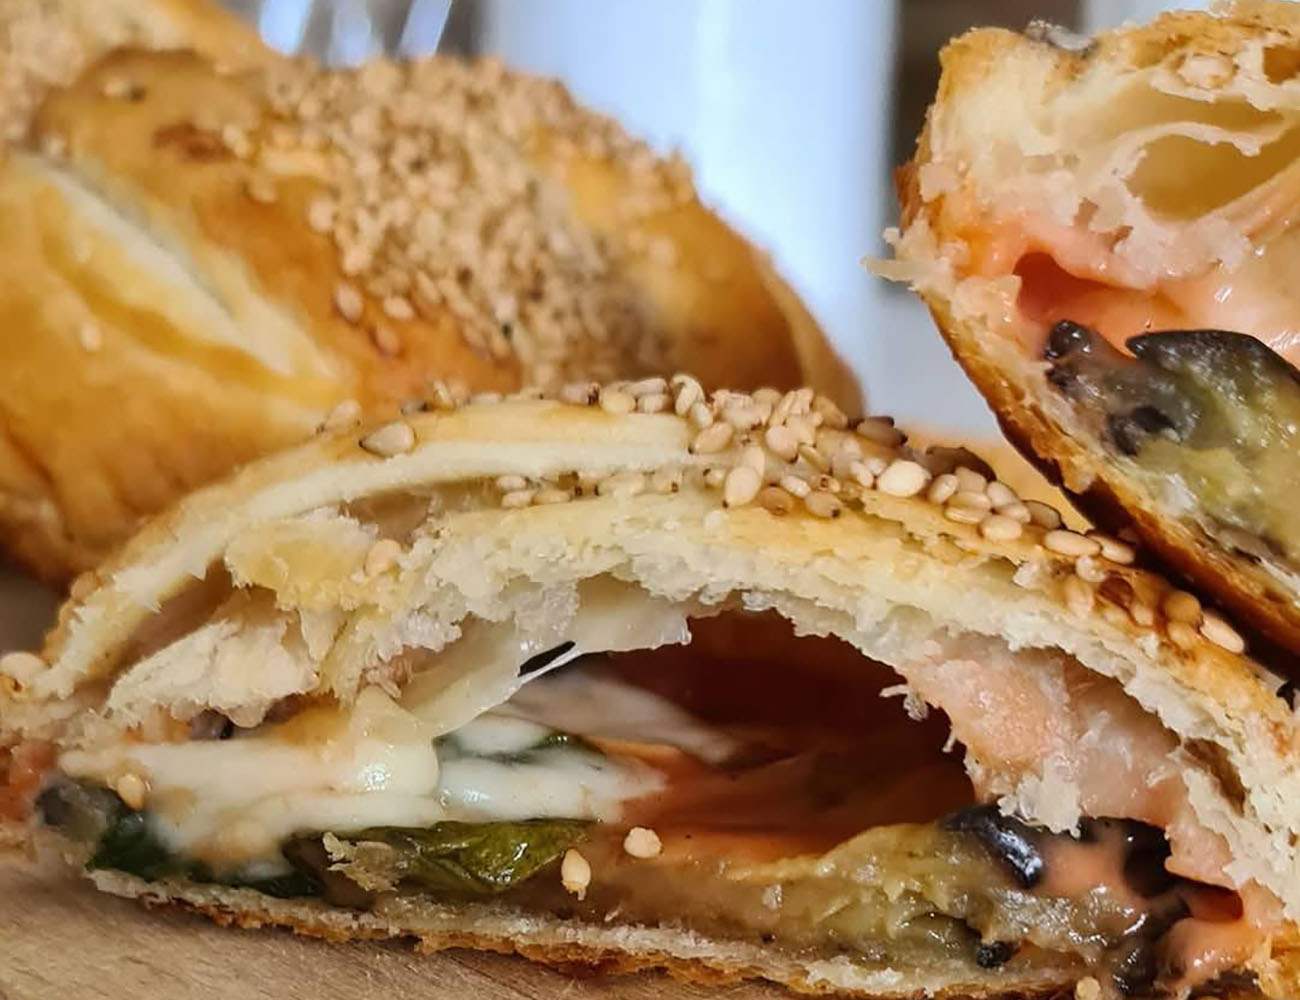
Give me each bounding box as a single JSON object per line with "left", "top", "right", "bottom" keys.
{"left": 948, "top": 490, "right": 993, "bottom": 514}
{"left": 1166, "top": 621, "right": 1198, "bottom": 650}
{"left": 985, "top": 481, "right": 1018, "bottom": 508}
{"left": 758, "top": 485, "right": 795, "bottom": 516}
{"left": 496, "top": 474, "right": 528, "bottom": 492}
{"left": 78, "top": 320, "right": 102, "bottom": 351}
{"left": 690, "top": 422, "right": 734, "bottom": 455}
{"left": 501, "top": 488, "right": 536, "bottom": 509}
{"left": 359, "top": 421, "right": 415, "bottom": 456}
{"left": 370, "top": 323, "right": 401, "bottom": 356}
{"left": 805, "top": 491, "right": 842, "bottom": 519}
{"left": 597, "top": 470, "right": 646, "bottom": 498}
{"left": 623, "top": 827, "right": 663, "bottom": 859}
{"left": 1090, "top": 532, "right": 1136, "bottom": 565}
{"left": 688, "top": 401, "right": 715, "bottom": 429}
{"left": 996, "top": 501, "right": 1032, "bottom": 524}
{"left": 650, "top": 468, "right": 682, "bottom": 494}
{"left": 534, "top": 486, "right": 573, "bottom": 505}
{"left": 979, "top": 513, "right": 1023, "bottom": 542}
{"left": 321, "top": 398, "right": 362, "bottom": 432}
{"left": 672, "top": 375, "right": 704, "bottom": 416}
{"left": 114, "top": 771, "right": 148, "bottom": 811}
{"left": 855, "top": 417, "right": 905, "bottom": 448}
{"left": 1162, "top": 590, "right": 1202, "bottom": 625}
{"left": 764, "top": 424, "right": 800, "bottom": 461}
{"left": 364, "top": 538, "right": 402, "bottom": 576}
{"left": 723, "top": 466, "right": 762, "bottom": 508}
{"left": 1200, "top": 611, "right": 1245, "bottom": 654}
{"left": 1063, "top": 576, "right": 1094, "bottom": 617}
{"left": 637, "top": 392, "right": 669, "bottom": 414}
{"left": 627, "top": 377, "right": 667, "bottom": 397}
{"left": 797, "top": 444, "right": 830, "bottom": 472}
{"left": 779, "top": 474, "right": 811, "bottom": 498}
{"left": 1074, "top": 556, "right": 1108, "bottom": 584}
{"left": 558, "top": 381, "right": 598, "bottom": 406}
{"left": 598, "top": 386, "right": 636, "bottom": 415}
{"left": 926, "top": 473, "right": 959, "bottom": 505}
{"left": 334, "top": 282, "right": 364, "bottom": 323}
{"left": 1024, "top": 500, "right": 1063, "bottom": 530}
{"left": 244, "top": 174, "right": 277, "bottom": 204}
{"left": 846, "top": 461, "right": 875, "bottom": 490}
{"left": 876, "top": 460, "right": 929, "bottom": 498}
{"left": 382, "top": 294, "right": 415, "bottom": 321}
{"left": 561, "top": 848, "right": 591, "bottom": 899}
{"left": 953, "top": 467, "right": 988, "bottom": 494}
{"left": 1043, "top": 529, "right": 1100, "bottom": 558}
{"left": 944, "top": 503, "right": 985, "bottom": 526}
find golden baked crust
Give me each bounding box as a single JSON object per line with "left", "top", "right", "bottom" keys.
{"left": 0, "top": 46, "right": 857, "bottom": 584}
{"left": 2, "top": 379, "right": 1296, "bottom": 997}
{"left": 0, "top": 0, "right": 271, "bottom": 143}
{"left": 890, "top": 0, "right": 1300, "bottom": 656}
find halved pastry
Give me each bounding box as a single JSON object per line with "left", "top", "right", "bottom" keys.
{"left": 1, "top": 380, "right": 1296, "bottom": 999}
{"left": 888, "top": 1, "right": 1300, "bottom": 656}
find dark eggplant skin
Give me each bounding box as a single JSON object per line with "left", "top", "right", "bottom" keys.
{"left": 942, "top": 805, "right": 1044, "bottom": 890}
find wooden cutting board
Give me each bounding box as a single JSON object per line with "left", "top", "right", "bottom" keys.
{"left": 0, "top": 569, "right": 780, "bottom": 1000}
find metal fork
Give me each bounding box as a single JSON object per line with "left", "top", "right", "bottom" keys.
{"left": 220, "top": 0, "right": 467, "bottom": 64}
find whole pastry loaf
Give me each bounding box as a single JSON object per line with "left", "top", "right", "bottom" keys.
{"left": 0, "top": 23, "right": 855, "bottom": 584}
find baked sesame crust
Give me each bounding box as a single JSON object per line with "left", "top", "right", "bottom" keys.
{"left": 892, "top": 0, "right": 1300, "bottom": 658}
{"left": 0, "top": 42, "right": 856, "bottom": 585}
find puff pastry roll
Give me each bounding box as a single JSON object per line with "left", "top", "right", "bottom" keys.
{"left": 1, "top": 378, "right": 1294, "bottom": 999}
{"left": 0, "top": 44, "right": 854, "bottom": 582}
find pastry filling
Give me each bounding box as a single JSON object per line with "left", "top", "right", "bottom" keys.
{"left": 17, "top": 580, "right": 1272, "bottom": 998}
{"left": 1040, "top": 320, "right": 1300, "bottom": 581}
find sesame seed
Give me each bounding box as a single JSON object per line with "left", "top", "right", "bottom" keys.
{"left": 771, "top": 390, "right": 798, "bottom": 426}
{"left": 364, "top": 538, "right": 402, "bottom": 576}
{"left": 780, "top": 474, "right": 811, "bottom": 498}
{"left": 637, "top": 392, "right": 669, "bottom": 414}
{"left": 1090, "top": 532, "right": 1136, "bottom": 565}
{"left": 321, "top": 398, "right": 362, "bottom": 432}
{"left": 0, "top": 651, "right": 44, "bottom": 685}
{"left": 847, "top": 461, "right": 875, "bottom": 490}
{"left": 813, "top": 474, "right": 841, "bottom": 495}
{"left": 1166, "top": 621, "right": 1198, "bottom": 650}
{"left": 597, "top": 471, "right": 646, "bottom": 498}
{"left": 985, "top": 481, "right": 1018, "bottom": 508}
{"left": 944, "top": 503, "right": 985, "bottom": 525}
{"left": 798, "top": 444, "right": 830, "bottom": 472}
{"left": 382, "top": 295, "right": 415, "bottom": 321}
{"left": 496, "top": 474, "right": 529, "bottom": 492}
{"left": 561, "top": 848, "right": 591, "bottom": 899}
{"left": 650, "top": 467, "right": 682, "bottom": 494}
{"left": 501, "top": 489, "right": 536, "bottom": 508}
{"left": 703, "top": 467, "right": 727, "bottom": 489}
{"left": 723, "top": 466, "right": 762, "bottom": 507}
{"left": 812, "top": 396, "right": 849, "bottom": 430}
{"left": 785, "top": 415, "right": 817, "bottom": 446}
{"left": 371, "top": 324, "right": 401, "bottom": 356}
{"left": 1074, "top": 556, "right": 1108, "bottom": 584}
{"left": 953, "top": 467, "right": 988, "bottom": 493}
{"left": 598, "top": 387, "right": 636, "bottom": 414}
{"left": 1101, "top": 604, "right": 1130, "bottom": 629}
{"left": 1042, "top": 529, "right": 1100, "bottom": 558}
{"left": 740, "top": 445, "right": 766, "bottom": 475}
{"left": 114, "top": 772, "right": 148, "bottom": 811}
{"left": 1075, "top": 976, "right": 1102, "bottom": 1000}
{"left": 926, "top": 473, "right": 959, "bottom": 505}
{"left": 979, "top": 514, "right": 1023, "bottom": 542}
{"left": 307, "top": 196, "right": 336, "bottom": 232}
{"left": 1024, "top": 500, "right": 1063, "bottom": 530}
{"left": 996, "top": 501, "right": 1032, "bottom": 524}
{"left": 627, "top": 377, "right": 667, "bottom": 397}
{"left": 1063, "top": 577, "right": 1093, "bottom": 617}
{"left": 723, "top": 403, "right": 764, "bottom": 431}
{"left": 805, "top": 491, "right": 842, "bottom": 519}
{"left": 1130, "top": 601, "right": 1156, "bottom": 628}
{"left": 877, "top": 460, "right": 929, "bottom": 498}
{"left": 758, "top": 486, "right": 795, "bottom": 515}
{"left": 855, "top": 417, "right": 905, "bottom": 448}
{"left": 672, "top": 375, "right": 704, "bottom": 416}
{"left": 78, "top": 320, "right": 102, "bottom": 351}
{"left": 558, "top": 381, "right": 598, "bottom": 405}
{"left": 948, "top": 490, "right": 992, "bottom": 513}
{"left": 753, "top": 387, "right": 782, "bottom": 407}
{"left": 471, "top": 392, "right": 503, "bottom": 405}
{"left": 244, "top": 174, "right": 277, "bottom": 204}
{"left": 359, "top": 421, "right": 415, "bottom": 456}
{"left": 691, "top": 422, "right": 734, "bottom": 454}
{"left": 764, "top": 424, "right": 800, "bottom": 461}
{"left": 1200, "top": 612, "right": 1245, "bottom": 654}
{"left": 534, "top": 487, "right": 572, "bottom": 505}
{"left": 623, "top": 826, "right": 663, "bottom": 859}
{"left": 400, "top": 398, "right": 428, "bottom": 416}
{"left": 70, "top": 573, "right": 97, "bottom": 601}
{"left": 101, "top": 76, "right": 132, "bottom": 99}
{"left": 689, "top": 401, "right": 715, "bottom": 429}
{"left": 334, "top": 282, "right": 364, "bottom": 323}
{"left": 1162, "top": 590, "right": 1202, "bottom": 624}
